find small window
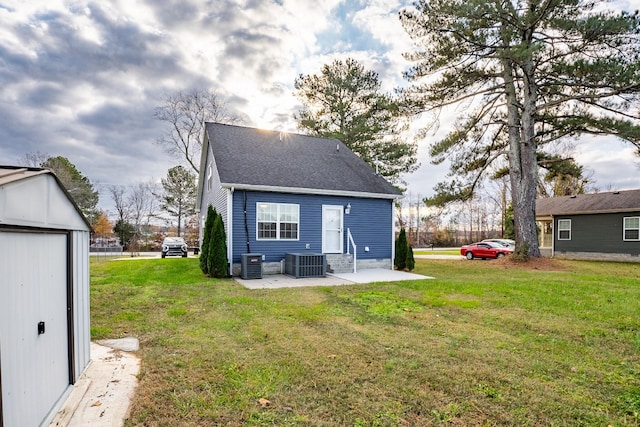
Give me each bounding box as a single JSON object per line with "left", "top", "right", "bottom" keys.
{"left": 557, "top": 219, "right": 571, "bottom": 240}
{"left": 206, "top": 164, "right": 212, "bottom": 192}
{"left": 623, "top": 217, "right": 640, "bottom": 241}
{"left": 257, "top": 203, "right": 299, "bottom": 240}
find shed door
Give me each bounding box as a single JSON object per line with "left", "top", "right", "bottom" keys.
{"left": 322, "top": 205, "right": 343, "bottom": 254}
{"left": 0, "top": 232, "right": 70, "bottom": 427}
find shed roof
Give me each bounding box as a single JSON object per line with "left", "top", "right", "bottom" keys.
{"left": 0, "top": 166, "right": 91, "bottom": 230}
{"left": 0, "top": 166, "right": 49, "bottom": 186}
{"left": 536, "top": 189, "right": 640, "bottom": 217}
{"left": 201, "top": 123, "right": 401, "bottom": 199}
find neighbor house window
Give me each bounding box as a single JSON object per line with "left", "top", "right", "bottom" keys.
{"left": 557, "top": 219, "right": 571, "bottom": 240}
{"left": 623, "top": 217, "right": 640, "bottom": 241}
{"left": 257, "top": 203, "right": 299, "bottom": 240}
{"left": 206, "top": 164, "right": 212, "bottom": 191}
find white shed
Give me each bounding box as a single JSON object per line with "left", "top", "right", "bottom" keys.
{"left": 0, "top": 166, "right": 91, "bottom": 427}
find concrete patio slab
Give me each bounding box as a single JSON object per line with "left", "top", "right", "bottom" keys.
{"left": 330, "top": 268, "right": 432, "bottom": 284}
{"left": 236, "top": 268, "right": 432, "bottom": 289}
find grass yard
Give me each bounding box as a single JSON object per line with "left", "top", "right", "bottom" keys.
{"left": 414, "top": 250, "right": 461, "bottom": 256}
{"left": 90, "top": 257, "right": 640, "bottom": 426}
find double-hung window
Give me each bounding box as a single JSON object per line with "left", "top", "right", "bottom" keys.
{"left": 623, "top": 217, "right": 640, "bottom": 241}
{"left": 257, "top": 203, "right": 299, "bottom": 240}
{"left": 557, "top": 219, "right": 571, "bottom": 240}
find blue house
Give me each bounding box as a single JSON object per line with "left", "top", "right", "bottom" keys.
{"left": 195, "top": 123, "right": 401, "bottom": 276}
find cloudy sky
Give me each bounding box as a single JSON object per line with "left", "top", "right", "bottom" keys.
{"left": 1, "top": 0, "right": 639, "bottom": 214}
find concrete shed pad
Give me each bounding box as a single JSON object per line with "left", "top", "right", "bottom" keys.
{"left": 50, "top": 340, "right": 140, "bottom": 427}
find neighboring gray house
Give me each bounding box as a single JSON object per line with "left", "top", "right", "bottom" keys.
{"left": 196, "top": 123, "right": 402, "bottom": 276}
{"left": 536, "top": 189, "right": 640, "bottom": 261}
{"left": 0, "top": 166, "right": 91, "bottom": 426}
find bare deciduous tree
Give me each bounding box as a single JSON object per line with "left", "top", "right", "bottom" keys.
{"left": 128, "top": 182, "right": 159, "bottom": 253}
{"left": 108, "top": 182, "right": 159, "bottom": 253}
{"left": 153, "top": 88, "right": 242, "bottom": 174}
{"left": 16, "top": 151, "right": 49, "bottom": 167}
{"left": 108, "top": 185, "right": 130, "bottom": 224}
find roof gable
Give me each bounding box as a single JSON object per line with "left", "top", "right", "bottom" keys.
{"left": 201, "top": 123, "right": 401, "bottom": 198}
{"left": 536, "top": 189, "right": 640, "bottom": 216}
{"left": 0, "top": 166, "right": 91, "bottom": 230}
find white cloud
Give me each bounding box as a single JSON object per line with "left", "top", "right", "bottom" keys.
{"left": 0, "top": 0, "right": 637, "bottom": 216}
{"left": 575, "top": 136, "right": 640, "bottom": 191}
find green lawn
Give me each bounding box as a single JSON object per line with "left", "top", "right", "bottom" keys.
{"left": 414, "top": 249, "right": 461, "bottom": 256}
{"left": 90, "top": 257, "right": 640, "bottom": 426}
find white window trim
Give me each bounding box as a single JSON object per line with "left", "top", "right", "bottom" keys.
{"left": 623, "top": 216, "right": 640, "bottom": 241}
{"left": 557, "top": 219, "right": 571, "bottom": 241}
{"left": 256, "top": 202, "right": 300, "bottom": 241}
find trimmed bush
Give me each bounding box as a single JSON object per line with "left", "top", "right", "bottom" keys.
{"left": 208, "top": 215, "right": 229, "bottom": 278}
{"left": 406, "top": 245, "right": 415, "bottom": 271}
{"left": 199, "top": 205, "right": 217, "bottom": 275}
{"left": 394, "top": 228, "right": 408, "bottom": 270}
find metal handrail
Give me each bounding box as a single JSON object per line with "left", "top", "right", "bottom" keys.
{"left": 347, "top": 228, "right": 357, "bottom": 273}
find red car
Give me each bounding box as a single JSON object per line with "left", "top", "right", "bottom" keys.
{"left": 460, "top": 241, "right": 514, "bottom": 260}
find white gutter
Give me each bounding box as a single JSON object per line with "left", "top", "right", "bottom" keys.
{"left": 221, "top": 183, "right": 399, "bottom": 200}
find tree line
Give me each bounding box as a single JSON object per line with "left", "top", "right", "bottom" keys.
{"left": 19, "top": 152, "right": 197, "bottom": 251}
{"left": 105, "top": 165, "right": 198, "bottom": 251}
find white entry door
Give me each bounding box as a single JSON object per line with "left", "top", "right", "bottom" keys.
{"left": 0, "top": 232, "right": 70, "bottom": 427}
{"left": 322, "top": 205, "right": 343, "bottom": 253}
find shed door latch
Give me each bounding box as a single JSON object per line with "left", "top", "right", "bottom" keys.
{"left": 38, "top": 321, "right": 45, "bottom": 335}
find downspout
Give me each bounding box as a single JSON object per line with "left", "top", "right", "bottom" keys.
{"left": 228, "top": 188, "right": 234, "bottom": 276}
{"left": 244, "top": 190, "right": 251, "bottom": 253}
{"left": 551, "top": 215, "right": 555, "bottom": 259}
{"left": 391, "top": 199, "right": 396, "bottom": 270}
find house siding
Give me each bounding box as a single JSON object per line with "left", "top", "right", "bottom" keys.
{"left": 231, "top": 191, "right": 393, "bottom": 264}
{"left": 554, "top": 212, "right": 640, "bottom": 256}
{"left": 198, "top": 148, "right": 229, "bottom": 244}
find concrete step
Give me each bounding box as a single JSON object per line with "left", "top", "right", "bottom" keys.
{"left": 326, "top": 254, "right": 354, "bottom": 274}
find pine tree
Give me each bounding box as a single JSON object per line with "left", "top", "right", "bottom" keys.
{"left": 159, "top": 165, "right": 196, "bottom": 236}
{"left": 394, "top": 228, "right": 408, "bottom": 270}
{"left": 406, "top": 245, "right": 415, "bottom": 271}
{"left": 41, "top": 156, "right": 99, "bottom": 224}
{"left": 401, "top": 0, "right": 640, "bottom": 258}
{"left": 199, "top": 205, "right": 216, "bottom": 274}
{"left": 294, "top": 58, "right": 418, "bottom": 186}
{"left": 503, "top": 204, "right": 515, "bottom": 241}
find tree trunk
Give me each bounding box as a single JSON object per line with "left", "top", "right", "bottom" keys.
{"left": 177, "top": 206, "right": 182, "bottom": 236}
{"left": 500, "top": 14, "right": 541, "bottom": 259}
{"left": 501, "top": 56, "right": 541, "bottom": 257}
{"left": 514, "top": 58, "right": 541, "bottom": 258}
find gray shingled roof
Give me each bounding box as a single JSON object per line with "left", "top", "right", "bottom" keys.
{"left": 204, "top": 123, "right": 401, "bottom": 197}
{"left": 536, "top": 189, "right": 640, "bottom": 216}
